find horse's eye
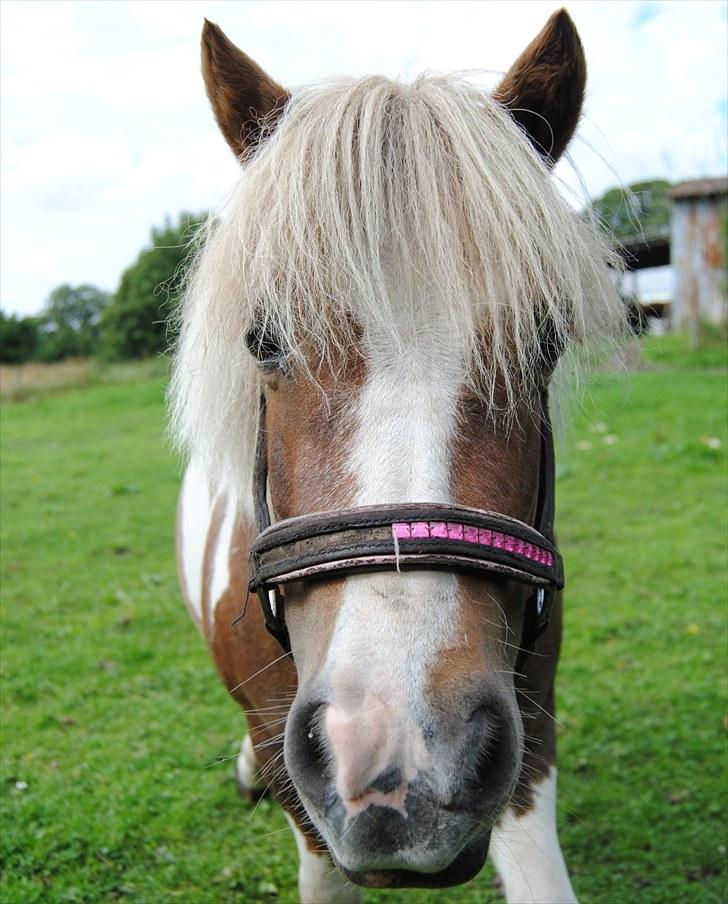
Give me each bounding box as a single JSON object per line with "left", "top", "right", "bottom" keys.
{"left": 245, "top": 322, "right": 287, "bottom": 373}
{"left": 538, "top": 315, "right": 565, "bottom": 376}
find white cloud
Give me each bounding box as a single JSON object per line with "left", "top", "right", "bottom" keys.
{"left": 1, "top": 0, "right": 726, "bottom": 315}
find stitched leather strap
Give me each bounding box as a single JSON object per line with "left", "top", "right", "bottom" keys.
{"left": 250, "top": 503, "right": 562, "bottom": 590}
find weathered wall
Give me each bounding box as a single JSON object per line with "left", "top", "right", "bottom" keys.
{"left": 671, "top": 197, "right": 727, "bottom": 327}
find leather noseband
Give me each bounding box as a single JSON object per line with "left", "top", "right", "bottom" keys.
{"left": 247, "top": 391, "right": 563, "bottom": 663}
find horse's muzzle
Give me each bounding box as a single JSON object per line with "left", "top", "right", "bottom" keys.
{"left": 284, "top": 687, "right": 521, "bottom": 887}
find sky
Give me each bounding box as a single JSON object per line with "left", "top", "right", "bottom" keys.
{"left": 1, "top": 0, "right": 726, "bottom": 316}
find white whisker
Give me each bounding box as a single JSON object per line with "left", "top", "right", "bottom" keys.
{"left": 228, "top": 651, "right": 293, "bottom": 693}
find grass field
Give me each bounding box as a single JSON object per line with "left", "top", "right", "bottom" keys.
{"left": 1, "top": 335, "right": 726, "bottom": 903}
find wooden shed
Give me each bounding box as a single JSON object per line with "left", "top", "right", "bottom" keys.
{"left": 668, "top": 177, "right": 727, "bottom": 329}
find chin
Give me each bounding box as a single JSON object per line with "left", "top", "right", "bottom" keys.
{"left": 337, "top": 830, "right": 491, "bottom": 889}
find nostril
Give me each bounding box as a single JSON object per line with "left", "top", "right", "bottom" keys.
{"left": 304, "top": 706, "right": 327, "bottom": 761}
{"left": 467, "top": 702, "right": 515, "bottom": 798}
{"left": 467, "top": 704, "right": 489, "bottom": 725}
{"left": 285, "top": 698, "right": 334, "bottom": 806}
{"left": 367, "top": 765, "right": 403, "bottom": 795}
{"left": 289, "top": 700, "right": 329, "bottom": 780}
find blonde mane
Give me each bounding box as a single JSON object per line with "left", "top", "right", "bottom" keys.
{"left": 170, "top": 74, "right": 623, "bottom": 499}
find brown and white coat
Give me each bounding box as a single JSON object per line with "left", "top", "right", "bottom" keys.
{"left": 173, "top": 10, "right": 623, "bottom": 903}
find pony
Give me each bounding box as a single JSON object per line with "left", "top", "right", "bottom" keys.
{"left": 171, "top": 10, "right": 624, "bottom": 902}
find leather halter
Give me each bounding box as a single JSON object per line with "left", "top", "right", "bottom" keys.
{"left": 248, "top": 391, "right": 563, "bottom": 662}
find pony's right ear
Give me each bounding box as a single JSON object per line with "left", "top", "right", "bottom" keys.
{"left": 201, "top": 20, "right": 289, "bottom": 159}
{"left": 493, "top": 9, "right": 586, "bottom": 166}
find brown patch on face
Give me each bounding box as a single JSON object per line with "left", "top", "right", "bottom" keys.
{"left": 264, "top": 353, "right": 365, "bottom": 519}
{"left": 510, "top": 589, "right": 563, "bottom": 814}
{"left": 453, "top": 391, "right": 541, "bottom": 527}
{"left": 494, "top": 9, "right": 586, "bottom": 165}
{"left": 447, "top": 388, "right": 560, "bottom": 815}
{"left": 427, "top": 573, "right": 522, "bottom": 706}
{"left": 201, "top": 20, "right": 289, "bottom": 158}
{"left": 425, "top": 390, "right": 540, "bottom": 698}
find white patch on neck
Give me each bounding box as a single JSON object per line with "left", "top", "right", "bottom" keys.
{"left": 490, "top": 767, "right": 578, "bottom": 903}
{"left": 208, "top": 501, "right": 235, "bottom": 627}
{"left": 178, "top": 460, "right": 212, "bottom": 625}
{"left": 285, "top": 814, "right": 363, "bottom": 904}
{"left": 178, "top": 462, "right": 254, "bottom": 633}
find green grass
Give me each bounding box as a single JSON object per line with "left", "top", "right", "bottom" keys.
{"left": 1, "top": 335, "right": 726, "bottom": 903}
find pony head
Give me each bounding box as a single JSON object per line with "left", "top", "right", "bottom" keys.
{"left": 172, "top": 10, "right": 623, "bottom": 888}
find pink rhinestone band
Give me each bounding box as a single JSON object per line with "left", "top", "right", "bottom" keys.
{"left": 391, "top": 520, "right": 553, "bottom": 568}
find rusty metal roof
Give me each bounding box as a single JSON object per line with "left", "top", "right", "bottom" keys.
{"left": 668, "top": 177, "right": 728, "bottom": 200}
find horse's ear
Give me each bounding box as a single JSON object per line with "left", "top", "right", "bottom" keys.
{"left": 201, "top": 20, "right": 289, "bottom": 159}
{"left": 494, "top": 9, "right": 586, "bottom": 166}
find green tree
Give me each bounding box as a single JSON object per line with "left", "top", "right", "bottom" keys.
{"left": 589, "top": 178, "right": 673, "bottom": 241}
{"left": 34, "top": 283, "right": 111, "bottom": 361}
{"left": 102, "top": 212, "right": 206, "bottom": 359}
{"left": 0, "top": 310, "right": 39, "bottom": 363}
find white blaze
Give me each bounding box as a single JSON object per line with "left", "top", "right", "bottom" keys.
{"left": 322, "top": 314, "right": 466, "bottom": 809}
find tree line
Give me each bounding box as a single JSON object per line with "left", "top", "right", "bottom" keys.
{"left": 1, "top": 179, "right": 681, "bottom": 366}
{"left": 0, "top": 212, "right": 205, "bottom": 364}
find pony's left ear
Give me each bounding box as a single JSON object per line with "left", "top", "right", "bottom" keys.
{"left": 201, "top": 20, "right": 289, "bottom": 159}
{"left": 494, "top": 9, "right": 586, "bottom": 166}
